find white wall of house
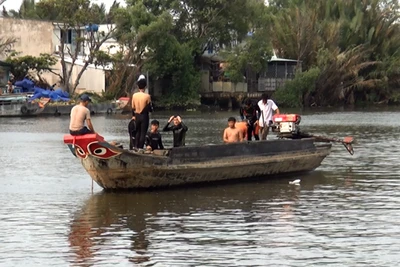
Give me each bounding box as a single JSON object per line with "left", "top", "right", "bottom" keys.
{"left": 63, "top": 57, "right": 107, "bottom": 94}
{"left": 72, "top": 64, "right": 106, "bottom": 94}
{"left": 50, "top": 24, "right": 118, "bottom": 94}
{"left": 38, "top": 57, "right": 107, "bottom": 94}
{"left": 53, "top": 24, "right": 120, "bottom": 56}
{"left": 52, "top": 27, "right": 61, "bottom": 53}
{"left": 1, "top": 19, "right": 121, "bottom": 94}
{"left": 82, "top": 25, "right": 120, "bottom": 56}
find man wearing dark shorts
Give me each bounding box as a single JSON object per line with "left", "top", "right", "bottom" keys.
{"left": 69, "top": 94, "right": 95, "bottom": 136}
{"left": 131, "top": 76, "right": 153, "bottom": 149}
{"left": 240, "top": 98, "right": 261, "bottom": 141}
{"left": 128, "top": 119, "right": 136, "bottom": 150}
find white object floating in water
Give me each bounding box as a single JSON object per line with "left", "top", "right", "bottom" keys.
{"left": 289, "top": 179, "right": 301, "bottom": 185}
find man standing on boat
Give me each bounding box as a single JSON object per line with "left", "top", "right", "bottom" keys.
{"left": 240, "top": 98, "right": 261, "bottom": 141}
{"left": 131, "top": 75, "right": 153, "bottom": 149}
{"left": 163, "top": 115, "right": 188, "bottom": 147}
{"left": 69, "top": 94, "right": 95, "bottom": 136}
{"left": 258, "top": 93, "right": 280, "bottom": 140}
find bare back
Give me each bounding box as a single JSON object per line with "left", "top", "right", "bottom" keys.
{"left": 69, "top": 105, "right": 90, "bottom": 131}
{"left": 132, "top": 92, "right": 151, "bottom": 114}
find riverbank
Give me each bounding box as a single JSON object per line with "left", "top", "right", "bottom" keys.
{"left": 42, "top": 102, "right": 117, "bottom": 116}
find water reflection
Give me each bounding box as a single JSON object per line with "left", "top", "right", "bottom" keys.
{"left": 3, "top": 108, "right": 400, "bottom": 266}
{"left": 68, "top": 172, "right": 330, "bottom": 266}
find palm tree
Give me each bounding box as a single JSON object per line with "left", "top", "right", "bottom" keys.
{"left": 270, "top": 0, "right": 400, "bottom": 105}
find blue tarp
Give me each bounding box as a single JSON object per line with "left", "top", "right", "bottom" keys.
{"left": 29, "top": 87, "right": 70, "bottom": 102}
{"left": 14, "top": 78, "right": 34, "bottom": 92}
{"left": 85, "top": 24, "right": 99, "bottom": 32}
{"left": 13, "top": 78, "right": 71, "bottom": 102}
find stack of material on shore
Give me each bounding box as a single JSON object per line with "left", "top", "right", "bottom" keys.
{"left": 29, "top": 88, "right": 70, "bottom": 102}
{"left": 14, "top": 78, "right": 70, "bottom": 102}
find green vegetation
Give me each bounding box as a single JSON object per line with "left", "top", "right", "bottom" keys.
{"left": 109, "top": 0, "right": 261, "bottom": 107}
{"left": 3, "top": 0, "right": 400, "bottom": 108}
{"left": 5, "top": 53, "right": 58, "bottom": 81}
{"left": 274, "top": 67, "right": 321, "bottom": 108}
{"left": 270, "top": 0, "right": 400, "bottom": 107}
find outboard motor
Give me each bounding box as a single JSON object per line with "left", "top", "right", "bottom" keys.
{"left": 272, "top": 114, "right": 301, "bottom": 134}
{"left": 272, "top": 113, "right": 355, "bottom": 155}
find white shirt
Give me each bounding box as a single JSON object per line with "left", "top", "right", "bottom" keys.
{"left": 258, "top": 99, "right": 278, "bottom": 127}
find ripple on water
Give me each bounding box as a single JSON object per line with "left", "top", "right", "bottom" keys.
{"left": 2, "top": 111, "right": 400, "bottom": 266}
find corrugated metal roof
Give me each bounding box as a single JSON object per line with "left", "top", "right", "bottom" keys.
{"left": 269, "top": 56, "right": 300, "bottom": 63}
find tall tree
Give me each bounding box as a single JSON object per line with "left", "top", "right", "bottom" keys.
{"left": 113, "top": 0, "right": 260, "bottom": 104}
{"left": 270, "top": 0, "right": 400, "bottom": 106}
{"left": 6, "top": 0, "right": 38, "bottom": 19}
{"left": 6, "top": 53, "right": 58, "bottom": 82}
{"left": 32, "top": 0, "right": 116, "bottom": 93}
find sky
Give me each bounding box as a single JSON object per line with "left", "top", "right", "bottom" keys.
{"left": 1, "top": 0, "right": 126, "bottom": 11}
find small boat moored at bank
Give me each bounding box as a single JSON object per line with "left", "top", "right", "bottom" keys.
{"left": 0, "top": 93, "right": 49, "bottom": 117}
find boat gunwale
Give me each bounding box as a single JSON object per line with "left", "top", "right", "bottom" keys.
{"left": 83, "top": 143, "right": 332, "bottom": 169}
{"left": 100, "top": 137, "right": 323, "bottom": 160}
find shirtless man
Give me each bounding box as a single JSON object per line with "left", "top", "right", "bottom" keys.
{"left": 131, "top": 76, "right": 153, "bottom": 149}
{"left": 69, "top": 94, "right": 95, "bottom": 135}
{"left": 223, "top": 117, "right": 243, "bottom": 143}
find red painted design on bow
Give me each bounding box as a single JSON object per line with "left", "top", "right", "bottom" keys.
{"left": 87, "top": 142, "right": 120, "bottom": 159}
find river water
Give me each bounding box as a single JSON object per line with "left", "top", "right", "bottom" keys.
{"left": 1, "top": 107, "right": 400, "bottom": 266}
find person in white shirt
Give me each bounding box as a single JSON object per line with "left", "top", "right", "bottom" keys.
{"left": 257, "top": 93, "right": 280, "bottom": 140}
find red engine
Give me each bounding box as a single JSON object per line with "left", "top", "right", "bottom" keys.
{"left": 272, "top": 114, "right": 301, "bottom": 123}
{"left": 272, "top": 114, "right": 301, "bottom": 134}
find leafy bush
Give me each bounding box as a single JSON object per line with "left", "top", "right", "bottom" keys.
{"left": 274, "top": 67, "right": 321, "bottom": 107}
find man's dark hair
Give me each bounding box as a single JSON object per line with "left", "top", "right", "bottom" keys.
{"left": 151, "top": 119, "right": 159, "bottom": 126}
{"left": 228, "top": 117, "right": 236, "bottom": 122}
{"left": 244, "top": 98, "right": 252, "bottom": 106}
{"left": 261, "top": 93, "right": 269, "bottom": 101}
{"left": 137, "top": 79, "right": 147, "bottom": 89}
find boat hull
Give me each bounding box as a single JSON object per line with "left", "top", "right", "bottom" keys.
{"left": 0, "top": 101, "right": 44, "bottom": 117}
{"left": 73, "top": 139, "right": 331, "bottom": 189}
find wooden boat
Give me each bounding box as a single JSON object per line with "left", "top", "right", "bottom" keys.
{"left": 0, "top": 93, "right": 49, "bottom": 117}
{"left": 63, "top": 134, "right": 332, "bottom": 190}
{"left": 63, "top": 114, "right": 353, "bottom": 190}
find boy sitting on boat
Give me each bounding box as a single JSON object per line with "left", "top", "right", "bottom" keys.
{"left": 145, "top": 120, "right": 164, "bottom": 151}
{"left": 163, "top": 115, "right": 188, "bottom": 147}
{"left": 223, "top": 117, "right": 244, "bottom": 143}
